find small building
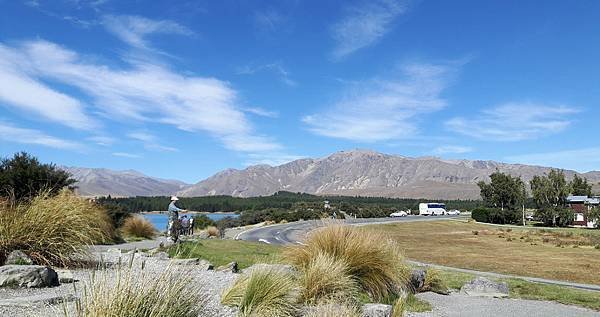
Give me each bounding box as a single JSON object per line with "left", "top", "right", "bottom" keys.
{"left": 567, "top": 195, "right": 599, "bottom": 228}
{"left": 323, "top": 200, "right": 331, "bottom": 209}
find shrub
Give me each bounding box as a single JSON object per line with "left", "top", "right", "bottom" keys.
{"left": 299, "top": 252, "right": 358, "bottom": 304}
{"left": 536, "top": 207, "right": 574, "bottom": 227}
{"left": 206, "top": 226, "right": 220, "bottom": 237}
{"left": 472, "top": 230, "right": 479, "bottom": 235}
{"left": 221, "top": 266, "right": 299, "bottom": 317}
{"left": 67, "top": 266, "right": 206, "bottom": 317}
{"left": 285, "top": 225, "right": 410, "bottom": 300}
{"left": 0, "top": 190, "right": 112, "bottom": 266}
{"left": 193, "top": 214, "right": 216, "bottom": 230}
{"left": 120, "top": 215, "right": 156, "bottom": 239}
{"left": 0, "top": 152, "right": 76, "bottom": 202}
{"left": 471, "top": 208, "right": 489, "bottom": 222}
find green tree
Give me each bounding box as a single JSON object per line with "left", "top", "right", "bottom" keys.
{"left": 530, "top": 169, "right": 573, "bottom": 227}
{"left": 477, "top": 171, "right": 526, "bottom": 211}
{"left": 0, "top": 152, "right": 76, "bottom": 201}
{"left": 570, "top": 174, "right": 592, "bottom": 196}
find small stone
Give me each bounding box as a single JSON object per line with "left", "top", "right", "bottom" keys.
{"left": 0, "top": 265, "right": 59, "bottom": 288}
{"left": 55, "top": 269, "right": 76, "bottom": 284}
{"left": 216, "top": 261, "right": 238, "bottom": 273}
{"left": 410, "top": 269, "right": 426, "bottom": 291}
{"left": 362, "top": 303, "right": 392, "bottom": 317}
{"left": 5, "top": 250, "right": 33, "bottom": 265}
{"left": 460, "top": 277, "right": 509, "bottom": 298}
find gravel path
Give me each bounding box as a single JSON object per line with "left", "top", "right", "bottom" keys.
{"left": 0, "top": 250, "right": 238, "bottom": 317}
{"left": 408, "top": 292, "right": 600, "bottom": 317}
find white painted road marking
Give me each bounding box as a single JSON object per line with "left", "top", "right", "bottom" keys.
{"left": 258, "top": 238, "right": 271, "bottom": 244}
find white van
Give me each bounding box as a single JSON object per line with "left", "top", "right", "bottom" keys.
{"left": 419, "top": 203, "right": 446, "bottom": 216}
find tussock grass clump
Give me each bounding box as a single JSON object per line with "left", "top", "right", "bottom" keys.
{"left": 391, "top": 296, "right": 406, "bottom": 317}
{"left": 285, "top": 224, "right": 410, "bottom": 300}
{"left": 299, "top": 252, "right": 358, "bottom": 304}
{"left": 120, "top": 215, "right": 156, "bottom": 239}
{"left": 0, "top": 190, "right": 112, "bottom": 266}
{"left": 304, "top": 301, "right": 361, "bottom": 317}
{"left": 222, "top": 266, "right": 298, "bottom": 317}
{"left": 422, "top": 269, "right": 448, "bottom": 294}
{"left": 206, "top": 226, "right": 220, "bottom": 237}
{"left": 68, "top": 266, "right": 206, "bottom": 317}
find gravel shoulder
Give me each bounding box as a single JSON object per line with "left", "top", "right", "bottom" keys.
{"left": 409, "top": 292, "right": 600, "bottom": 317}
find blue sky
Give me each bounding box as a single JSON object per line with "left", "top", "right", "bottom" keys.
{"left": 1, "top": 0, "right": 599, "bottom": 183}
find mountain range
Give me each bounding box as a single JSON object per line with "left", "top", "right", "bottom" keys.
{"left": 64, "top": 150, "right": 600, "bottom": 199}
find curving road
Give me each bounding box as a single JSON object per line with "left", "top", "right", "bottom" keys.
{"left": 236, "top": 215, "right": 459, "bottom": 245}
{"left": 236, "top": 215, "right": 600, "bottom": 293}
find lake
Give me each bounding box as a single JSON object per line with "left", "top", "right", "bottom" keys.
{"left": 142, "top": 213, "right": 239, "bottom": 232}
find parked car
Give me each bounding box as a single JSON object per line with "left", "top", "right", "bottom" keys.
{"left": 446, "top": 209, "right": 461, "bottom": 215}
{"left": 390, "top": 211, "right": 408, "bottom": 217}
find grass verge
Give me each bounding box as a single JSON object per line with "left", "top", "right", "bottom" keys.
{"left": 169, "top": 239, "right": 281, "bottom": 269}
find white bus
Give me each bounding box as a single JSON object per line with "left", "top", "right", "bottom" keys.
{"left": 419, "top": 203, "right": 446, "bottom": 216}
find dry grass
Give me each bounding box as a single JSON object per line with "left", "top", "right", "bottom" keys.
{"left": 206, "top": 226, "right": 220, "bottom": 237}
{"left": 0, "top": 190, "right": 112, "bottom": 266}
{"left": 422, "top": 269, "right": 448, "bottom": 294}
{"left": 370, "top": 221, "right": 600, "bottom": 285}
{"left": 120, "top": 215, "right": 156, "bottom": 239}
{"left": 221, "top": 266, "right": 299, "bottom": 317}
{"left": 299, "top": 252, "right": 359, "bottom": 304}
{"left": 391, "top": 296, "right": 406, "bottom": 317}
{"left": 304, "top": 301, "right": 361, "bottom": 317}
{"left": 285, "top": 224, "right": 410, "bottom": 300}
{"left": 66, "top": 265, "right": 206, "bottom": 317}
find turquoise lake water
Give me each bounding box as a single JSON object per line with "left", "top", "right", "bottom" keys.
{"left": 142, "top": 213, "right": 239, "bottom": 231}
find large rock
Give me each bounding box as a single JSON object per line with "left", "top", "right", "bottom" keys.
{"left": 362, "top": 303, "right": 392, "bottom": 317}
{"left": 5, "top": 250, "right": 33, "bottom": 265}
{"left": 55, "top": 269, "right": 76, "bottom": 284}
{"left": 216, "top": 261, "right": 238, "bottom": 273}
{"left": 410, "top": 269, "right": 426, "bottom": 291}
{"left": 170, "top": 258, "right": 214, "bottom": 270}
{"left": 460, "top": 277, "right": 509, "bottom": 298}
{"left": 0, "top": 265, "right": 59, "bottom": 288}
{"left": 0, "top": 294, "right": 77, "bottom": 307}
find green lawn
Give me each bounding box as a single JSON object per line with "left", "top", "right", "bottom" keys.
{"left": 168, "top": 239, "right": 281, "bottom": 269}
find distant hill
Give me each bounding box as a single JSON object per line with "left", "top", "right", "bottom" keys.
{"left": 62, "top": 167, "right": 189, "bottom": 197}
{"left": 177, "top": 149, "right": 600, "bottom": 200}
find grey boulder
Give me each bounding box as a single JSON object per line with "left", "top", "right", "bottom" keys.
{"left": 362, "top": 303, "right": 392, "bottom": 317}
{"left": 460, "top": 277, "right": 509, "bottom": 298}
{"left": 5, "top": 250, "right": 33, "bottom": 265}
{"left": 216, "top": 261, "right": 238, "bottom": 273}
{"left": 410, "top": 269, "right": 426, "bottom": 291}
{"left": 0, "top": 265, "right": 59, "bottom": 288}
{"left": 170, "top": 258, "right": 214, "bottom": 270}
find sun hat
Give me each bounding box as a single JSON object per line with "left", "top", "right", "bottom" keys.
{"left": 170, "top": 196, "right": 179, "bottom": 201}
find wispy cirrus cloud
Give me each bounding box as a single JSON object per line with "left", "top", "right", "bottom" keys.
{"left": 236, "top": 62, "right": 297, "bottom": 87}
{"left": 0, "top": 122, "right": 83, "bottom": 150}
{"left": 331, "top": 0, "right": 408, "bottom": 59}
{"left": 506, "top": 147, "right": 600, "bottom": 172}
{"left": 127, "top": 131, "right": 178, "bottom": 152}
{"left": 432, "top": 145, "right": 473, "bottom": 155}
{"left": 102, "top": 15, "right": 193, "bottom": 49}
{"left": 112, "top": 152, "right": 142, "bottom": 159}
{"left": 0, "top": 44, "right": 97, "bottom": 130}
{"left": 244, "top": 107, "right": 279, "bottom": 118}
{"left": 303, "top": 61, "right": 457, "bottom": 142}
{"left": 446, "top": 103, "right": 580, "bottom": 141}
{"left": 0, "top": 39, "right": 282, "bottom": 154}
{"left": 253, "top": 8, "right": 286, "bottom": 33}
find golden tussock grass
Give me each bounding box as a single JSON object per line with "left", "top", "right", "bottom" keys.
{"left": 206, "top": 226, "right": 220, "bottom": 237}
{"left": 0, "top": 190, "right": 113, "bottom": 266}
{"left": 120, "top": 215, "right": 156, "bottom": 239}
{"left": 66, "top": 265, "right": 206, "bottom": 317}
{"left": 285, "top": 224, "right": 410, "bottom": 301}
{"left": 221, "top": 266, "right": 299, "bottom": 317}
{"left": 303, "top": 301, "right": 361, "bottom": 317}
{"left": 299, "top": 252, "right": 358, "bottom": 304}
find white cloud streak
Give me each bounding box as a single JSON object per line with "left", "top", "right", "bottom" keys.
{"left": 112, "top": 152, "right": 142, "bottom": 158}
{"left": 446, "top": 103, "right": 579, "bottom": 141}
{"left": 0, "top": 39, "right": 281, "bottom": 153}
{"left": 0, "top": 122, "right": 83, "bottom": 150}
{"left": 303, "top": 62, "right": 455, "bottom": 142}
{"left": 127, "top": 131, "right": 178, "bottom": 152}
{"left": 506, "top": 147, "right": 600, "bottom": 173}
{"left": 433, "top": 145, "right": 473, "bottom": 155}
{"left": 102, "top": 15, "right": 193, "bottom": 49}
{"left": 236, "top": 62, "right": 297, "bottom": 87}
{"left": 0, "top": 45, "right": 97, "bottom": 130}
{"left": 331, "top": 0, "right": 407, "bottom": 59}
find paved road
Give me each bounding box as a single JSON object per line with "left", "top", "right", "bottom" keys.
{"left": 236, "top": 216, "right": 600, "bottom": 293}
{"left": 236, "top": 215, "right": 460, "bottom": 245}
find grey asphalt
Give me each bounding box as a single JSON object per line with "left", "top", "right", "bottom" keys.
{"left": 236, "top": 216, "right": 600, "bottom": 293}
